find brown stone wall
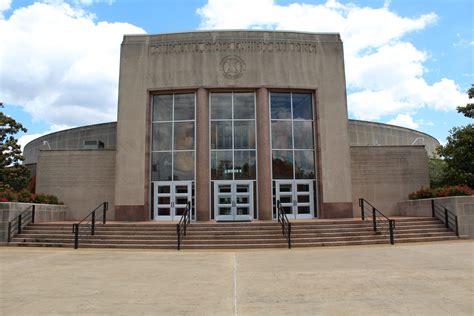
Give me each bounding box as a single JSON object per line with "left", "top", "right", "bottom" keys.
{"left": 351, "top": 146, "right": 429, "bottom": 216}
{"left": 36, "top": 150, "right": 116, "bottom": 221}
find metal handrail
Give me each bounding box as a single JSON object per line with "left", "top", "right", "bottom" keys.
{"left": 176, "top": 201, "right": 191, "bottom": 250}
{"left": 7, "top": 205, "right": 36, "bottom": 242}
{"left": 276, "top": 200, "right": 292, "bottom": 249}
{"left": 431, "top": 200, "right": 459, "bottom": 236}
{"left": 359, "top": 198, "right": 395, "bottom": 245}
{"left": 72, "top": 202, "right": 108, "bottom": 249}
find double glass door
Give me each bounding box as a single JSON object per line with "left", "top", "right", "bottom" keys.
{"left": 275, "top": 180, "right": 314, "bottom": 219}
{"left": 214, "top": 181, "right": 253, "bottom": 221}
{"left": 154, "top": 181, "right": 192, "bottom": 221}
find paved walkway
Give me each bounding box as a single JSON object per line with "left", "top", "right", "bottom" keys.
{"left": 0, "top": 241, "right": 472, "bottom": 315}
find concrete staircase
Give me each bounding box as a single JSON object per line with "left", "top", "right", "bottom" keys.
{"left": 7, "top": 217, "right": 461, "bottom": 249}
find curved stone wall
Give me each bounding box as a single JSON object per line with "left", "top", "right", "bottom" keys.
{"left": 348, "top": 120, "right": 439, "bottom": 157}
{"left": 23, "top": 119, "right": 439, "bottom": 165}
{"left": 23, "top": 122, "right": 116, "bottom": 165}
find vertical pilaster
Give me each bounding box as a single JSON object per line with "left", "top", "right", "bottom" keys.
{"left": 196, "top": 88, "right": 210, "bottom": 221}
{"left": 256, "top": 87, "right": 273, "bottom": 220}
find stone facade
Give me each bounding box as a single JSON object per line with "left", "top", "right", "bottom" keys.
{"left": 351, "top": 146, "right": 429, "bottom": 216}
{"left": 36, "top": 150, "right": 115, "bottom": 220}
{"left": 0, "top": 202, "right": 67, "bottom": 242}
{"left": 398, "top": 196, "right": 474, "bottom": 238}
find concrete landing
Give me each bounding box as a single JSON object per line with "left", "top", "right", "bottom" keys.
{"left": 0, "top": 241, "right": 472, "bottom": 315}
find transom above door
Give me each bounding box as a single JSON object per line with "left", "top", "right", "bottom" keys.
{"left": 214, "top": 181, "right": 253, "bottom": 221}
{"left": 154, "top": 181, "right": 192, "bottom": 221}
{"left": 275, "top": 180, "right": 315, "bottom": 219}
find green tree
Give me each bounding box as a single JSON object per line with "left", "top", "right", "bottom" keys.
{"left": 436, "top": 85, "right": 474, "bottom": 187}
{"left": 428, "top": 157, "right": 447, "bottom": 188}
{"left": 0, "top": 103, "right": 31, "bottom": 191}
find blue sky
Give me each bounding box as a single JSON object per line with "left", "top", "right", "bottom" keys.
{"left": 0, "top": 0, "right": 472, "bottom": 148}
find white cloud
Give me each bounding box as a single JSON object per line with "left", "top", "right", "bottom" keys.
{"left": 0, "top": 1, "right": 145, "bottom": 129}
{"left": 0, "top": 0, "right": 11, "bottom": 18}
{"left": 198, "top": 0, "right": 468, "bottom": 121}
{"left": 387, "top": 113, "right": 419, "bottom": 129}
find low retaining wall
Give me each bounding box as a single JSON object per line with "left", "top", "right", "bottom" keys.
{"left": 398, "top": 196, "right": 474, "bottom": 238}
{"left": 0, "top": 202, "right": 68, "bottom": 242}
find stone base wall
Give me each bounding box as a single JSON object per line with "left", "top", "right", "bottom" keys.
{"left": 36, "top": 149, "right": 115, "bottom": 220}
{"left": 0, "top": 202, "right": 67, "bottom": 242}
{"left": 351, "top": 145, "right": 429, "bottom": 216}
{"left": 398, "top": 196, "right": 474, "bottom": 238}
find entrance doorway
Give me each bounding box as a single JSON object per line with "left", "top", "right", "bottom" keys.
{"left": 275, "top": 180, "right": 314, "bottom": 219}
{"left": 154, "top": 181, "right": 192, "bottom": 221}
{"left": 214, "top": 181, "right": 253, "bottom": 221}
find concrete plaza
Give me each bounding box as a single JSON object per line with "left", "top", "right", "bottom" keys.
{"left": 0, "top": 241, "right": 472, "bottom": 315}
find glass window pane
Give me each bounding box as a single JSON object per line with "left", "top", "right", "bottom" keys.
{"left": 271, "top": 121, "right": 292, "bottom": 149}
{"left": 211, "top": 121, "right": 232, "bottom": 149}
{"left": 211, "top": 151, "right": 233, "bottom": 180}
{"left": 233, "top": 92, "right": 255, "bottom": 119}
{"left": 270, "top": 93, "right": 291, "bottom": 119}
{"left": 211, "top": 93, "right": 232, "bottom": 119}
{"left": 174, "top": 151, "right": 194, "bottom": 180}
{"left": 174, "top": 93, "right": 195, "bottom": 121}
{"left": 152, "top": 152, "right": 172, "bottom": 181}
{"left": 292, "top": 93, "right": 312, "bottom": 120}
{"left": 152, "top": 123, "right": 172, "bottom": 151}
{"left": 234, "top": 120, "right": 255, "bottom": 149}
{"left": 152, "top": 95, "right": 173, "bottom": 121}
{"left": 234, "top": 150, "right": 256, "bottom": 180}
{"left": 295, "top": 150, "right": 315, "bottom": 179}
{"left": 272, "top": 150, "right": 293, "bottom": 179}
{"left": 174, "top": 122, "right": 194, "bottom": 150}
{"left": 293, "top": 121, "right": 314, "bottom": 149}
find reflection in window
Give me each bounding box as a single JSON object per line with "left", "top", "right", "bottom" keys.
{"left": 233, "top": 93, "right": 255, "bottom": 119}
{"left": 174, "top": 122, "right": 194, "bottom": 150}
{"left": 295, "top": 151, "right": 315, "bottom": 179}
{"left": 152, "top": 123, "right": 172, "bottom": 151}
{"left": 292, "top": 93, "right": 312, "bottom": 120}
{"left": 270, "top": 92, "right": 316, "bottom": 180}
{"left": 272, "top": 150, "right": 293, "bottom": 179}
{"left": 293, "top": 121, "right": 314, "bottom": 149}
{"left": 211, "top": 121, "right": 232, "bottom": 150}
{"left": 271, "top": 121, "right": 292, "bottom": 149}
{"left": 211, "top": 151, "right": 233, "bottom": 180}
{"left": 234, "top": 121, "right": 255, "bottom": 149}
{"left": 151, "top": 93, "right": 195, "bottom": 182}
{"left": 152, "top": 152, "right": 172, "bottom": 181}
{"left": 270, "top": 93, "right": 292, "bottom": 119}
{"left": 211, "top": 93, "right": 232, "bottom": 120}
{"left": 234, "top": 150, "right": 256, "bottom": 180}
{"left": 174, "top": 151, "right": 194, "bottom": 180}
{"left": 210, "top": 92, "right": 256, "bottom": 181}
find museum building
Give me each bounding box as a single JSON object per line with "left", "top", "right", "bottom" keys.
{"left": 24, "top": 30, "right": 437, "bottom": 222}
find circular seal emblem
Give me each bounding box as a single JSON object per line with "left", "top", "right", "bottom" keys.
{"left": 220, "top": 55, "right": 245, "bottom": 79}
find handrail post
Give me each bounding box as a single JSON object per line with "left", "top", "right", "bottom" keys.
{"left": 389, "top": 220, "right": 395, "bottom": 245}
{"left": 32, "top": 205, "right": 36, "bottom": 223}
{"left": 7, "top": 222, "right": 11, "bottom": 243}
{"left": 73, "top": 224, "right": 79, "bottom": 249}
{"left": 288, "top": 222, "right": 292, "bottom": 249}
{"left": 455, "top": 216, "right": 459, "bottom": 236}
{"left": 91, "top": 211, "right": 95, "bottom": 236}
{"left": 177, "top": 224, "right": 181, "bottom": 250}
{"left": 18, "top": 214, "right": 22, "bottom": 235}
{"left": 360, "top": 199, "right": 365, "bottom": 220}
{"left": 444, "top": 208, "right": 449, "bottom": 229}
{"left": 372, "top": 208, "right": 377, "bottom": 232}
{"left": 431, "top": 200, "right": 435, "bottom": 217}
{"left": 103, "top": 202, "right": 107, "bottom": 224}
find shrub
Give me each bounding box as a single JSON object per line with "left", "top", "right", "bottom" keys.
{"left": 0, "top": 188, "right": 61, "bottom": 204}
{"left": 409, "top": 185, "right": 474, "bottom": 200}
